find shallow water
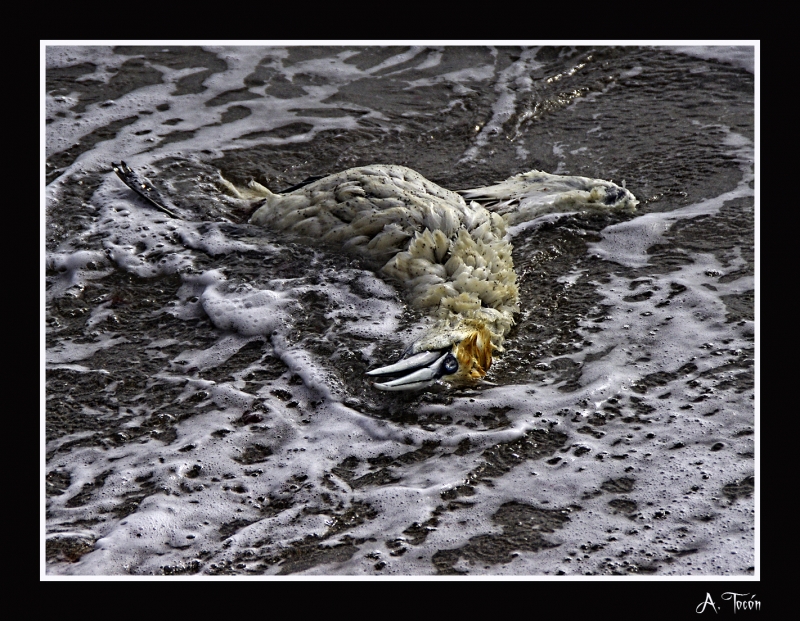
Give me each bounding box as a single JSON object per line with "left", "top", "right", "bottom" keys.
{"left": 44, "top": 44, "right": 756, "bottom": 577}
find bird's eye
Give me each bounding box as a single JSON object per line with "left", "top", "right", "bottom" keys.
{"left": 440, "top": 353, "right": 459, "bottom": 375}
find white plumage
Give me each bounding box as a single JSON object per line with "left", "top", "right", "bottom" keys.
{"left": 218, "top": 164, "right": 638, "bottom": 390}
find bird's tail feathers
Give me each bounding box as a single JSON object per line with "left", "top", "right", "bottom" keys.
{"left": 218, "top": 175, "right": 275, "bottom": 200}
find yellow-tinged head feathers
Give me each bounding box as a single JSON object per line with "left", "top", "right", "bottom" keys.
{"left": 451, "top": 324, "right": 495, "bottom": 381}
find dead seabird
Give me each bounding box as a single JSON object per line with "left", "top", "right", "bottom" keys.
{"left": 216, "top": 164, "right": 638, "bottom": 390}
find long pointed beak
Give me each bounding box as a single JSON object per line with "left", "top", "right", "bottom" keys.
{"left": 367, "top": 350, "right": 448, "bottom": 391}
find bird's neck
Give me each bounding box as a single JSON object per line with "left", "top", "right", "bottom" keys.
{"left": 383, "top": 222, "right": 520, "bottom": 351}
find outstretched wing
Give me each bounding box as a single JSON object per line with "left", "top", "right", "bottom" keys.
{"left": 458, "top": 170, "right": 638, "bottom": 225}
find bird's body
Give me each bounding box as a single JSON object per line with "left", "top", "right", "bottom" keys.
{"left": 217, "top": 164, "right": 638, "bottom": 389}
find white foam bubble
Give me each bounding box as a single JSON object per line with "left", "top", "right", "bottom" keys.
{"left": 200, "top": 282, "right": 291, "bottom": 337}
{"left": 47, "top": 333, "right": 129, "bottom": 365}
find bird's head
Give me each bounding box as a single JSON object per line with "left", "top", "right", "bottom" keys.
{"left": 366, "top": 322, "right": 496, "bottom": 391}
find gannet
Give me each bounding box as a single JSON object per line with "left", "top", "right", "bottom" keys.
{"left": 211, "top": 164, "right": 638, "bottom": 390}
{"left": 113, "top": 162, "right": 636, "bottom": 390}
